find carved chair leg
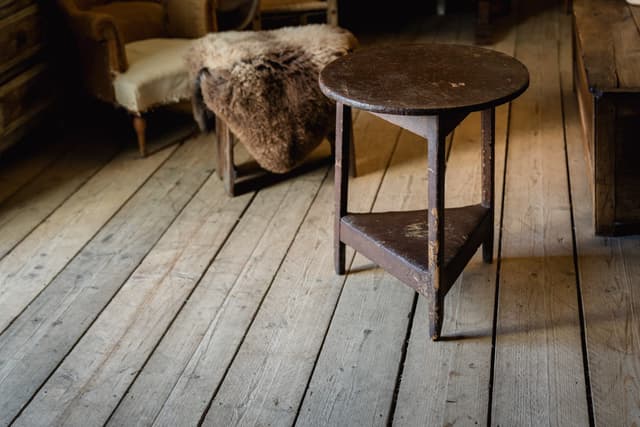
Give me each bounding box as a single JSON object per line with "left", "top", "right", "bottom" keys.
{"left": 132, "top": 115, "right": 147, "bottom": 157}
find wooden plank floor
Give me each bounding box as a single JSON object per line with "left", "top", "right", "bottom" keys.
{"left": 1, "top": 3, "right": 639, "bottom": 426}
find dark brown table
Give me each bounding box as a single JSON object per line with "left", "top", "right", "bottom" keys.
{"left": 319, "top": 44, "right": 529, "bottom": 340}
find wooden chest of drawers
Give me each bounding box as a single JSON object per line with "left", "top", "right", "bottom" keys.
{"left": 0, "top": 0, "right": 54, "bottom": 153}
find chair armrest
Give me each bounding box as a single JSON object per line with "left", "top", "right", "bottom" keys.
{"left": 57, "top": 0, "right": 128, "bottom": 72}
{"left": 166, "top": 0, "right": 218, "bottom": 38}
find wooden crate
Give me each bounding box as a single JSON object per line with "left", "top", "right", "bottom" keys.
{"left": 573, "top": 0, "right": 640, "bottom": 235}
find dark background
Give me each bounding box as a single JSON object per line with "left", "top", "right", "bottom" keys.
{"left": 339, "top": 0, "right": 476, "bottom": 32}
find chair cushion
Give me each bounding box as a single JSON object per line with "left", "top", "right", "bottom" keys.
{"left": 186, "top": 24, "right": 358, "bottom": 174}
{"left": 113, "top": 38, "right": 193, "bottom": 112}
{"left": 92, "top": 2, "right": 166, "bottom": 43}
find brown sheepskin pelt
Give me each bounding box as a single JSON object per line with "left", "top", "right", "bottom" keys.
{"left": 186, "top": 24, "right": 358, "bottom": 174}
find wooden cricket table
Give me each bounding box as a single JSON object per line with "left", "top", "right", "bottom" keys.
{"left": 319, "top": 44, "right": 529, "bottom": 340}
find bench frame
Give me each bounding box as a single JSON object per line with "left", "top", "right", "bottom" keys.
{"left": 214, "top": 115, "right": 355, "bottom": 196}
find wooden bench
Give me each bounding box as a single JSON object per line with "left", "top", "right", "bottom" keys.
{"left": 573, "top": 0, "right": 640, "bottom": 235}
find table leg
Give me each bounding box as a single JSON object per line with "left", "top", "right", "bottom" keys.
{"left": 349, "top": 121, "right": 357, "bottom": 178}
{"left": 427, "top": 115, "right": 446, "bottom": 341}
{"left": 481, "top": 108, "right": 495, "bottom": 263}
{"left": 335, "top": 103, "right": 352, "bottom": 274}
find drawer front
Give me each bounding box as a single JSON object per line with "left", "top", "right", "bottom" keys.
{"left": 0, "top": 5, "right": 43, "bottom": 77}
{"left": 0, "top": 63, "right": 51, "bottom": 136}
{"left": 0, "top": 0, "right": 35, "bottom": 20}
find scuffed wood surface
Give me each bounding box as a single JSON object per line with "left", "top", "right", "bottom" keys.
{"left": 0, "top": 137, "right": 211, "bottom": 425}
{"left": 0, "top": 7, "right": 636, "bottom": 427}
{"left": 109, "top": 167, "right": 327, "bottom": 427}
{"left": 14, "top": 171, "right": 253, "bottom": 426}
{"left": 491, "top": 3, "right": 590, "bottom": 425}
{"left": 562, "top": 11, "right": 640, "bottom": 426}
{"left": 574, "top": 0, "right": 640, "bottom": 90}
{"left": 0, "top": 138, "right": 69, "bottom": 205}
{"left": 200, "top": 111, "right": 400, "bottom": 427}
{"left": 296, "top": 119, "right": 428, "bottom": 427}
{"left": 393, "top": 13, "right": 514, "bottom": 425}
{"left": 0, "top": 142, "right": 178, "bottom": 333}
{"left": 0, "top": 139, "right": 119, "bottom": 260}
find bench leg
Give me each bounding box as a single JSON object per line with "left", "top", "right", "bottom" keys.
{"left": 215, "top": 116, "right": 237, "bottom": 196}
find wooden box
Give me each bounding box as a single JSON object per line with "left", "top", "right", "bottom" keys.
{"left": 572, "top": 0, "right": 640, "bottom": 235}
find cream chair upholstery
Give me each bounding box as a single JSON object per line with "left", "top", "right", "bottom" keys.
{"left": 113, "top": 39, "right": 193, "bottom": 113}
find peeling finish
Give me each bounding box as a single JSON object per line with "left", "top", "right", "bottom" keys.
{"left": 404, "top": 222, "right": 427, "bottom": 239}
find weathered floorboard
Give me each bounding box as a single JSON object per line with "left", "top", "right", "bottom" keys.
{"left": 0, "top": 138, "right": 119, "bottom": 260}
{"left": 294, "top": 16, "right": 464, "bottom": 427}
{"left": 561, "top": 12, "right": 640, "bottom": 426}
{"left": 614, "top": 1, "right": 640, "bottom": 89}
{"left": 0, "top": 138, "right": 70, "bottom": 205}
{"left": 200, "top": 111, "right": 401, "bottom": 427}
{"left": 13, "top": 168, "right": 253, "bottom": 426}
{"left": 572, "top": 0, "right": 618, "bottom": 90}
{"left": 0, "top": 136, "right": 212, "bottom": 426}
{"left": 109, "top": 166, "right": 327, "bottom": 427}
{"left": 490, "top": 3, "right": 590, "bottom": 425}
{"left": 0, "top": 142, "right": 179, "bottom": 333}
{"left": 296, "top": 117, "right": 425, "bottom": 427}
{"left": 392, "top": 15, "right": 515, "bottom": 425}
{"left": 0, "top": 9, "right": 635, "bottom": 427}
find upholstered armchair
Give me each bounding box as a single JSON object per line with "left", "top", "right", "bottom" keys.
{"left": 57, "top": 0, "right": 259, "bottom": 155}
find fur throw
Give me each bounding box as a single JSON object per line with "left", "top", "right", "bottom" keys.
{"left": 186, "top": 24, "right": 358, "bottom": 173}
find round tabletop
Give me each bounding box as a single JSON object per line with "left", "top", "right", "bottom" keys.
{"left": 319, "top": 43, "right": 529, "bottom": 116}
